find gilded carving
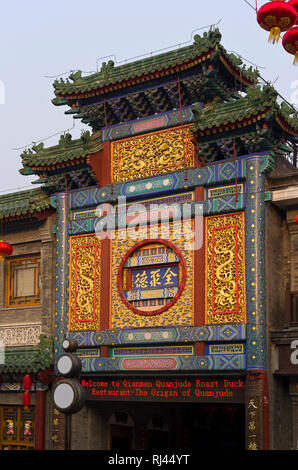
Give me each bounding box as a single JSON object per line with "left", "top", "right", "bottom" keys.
{"left": 112, "top": 125, "right": 193, "bottom": 183}
{"left": 206, "top": 212, "right": 246, "bottom": 324}
{"left": 69, "top": 235, "right": 101, "bottom": 331}
{"left": 111, "top": 221, "right": 194, "bottom": 328}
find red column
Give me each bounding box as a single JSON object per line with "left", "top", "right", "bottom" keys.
{"left": 194, "top": 186, "right": 205, "bottom": 356}
{"left": 35, "top": 388, "right": 46, "bottom": 450}
{"left": 100, "top": 236, "right": 111, "bottom": 358}
{"left": 87, "top": 141, "right": 112, "bottom": 187}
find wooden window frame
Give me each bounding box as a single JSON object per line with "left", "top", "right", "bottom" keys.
{"left": 0, "top": 406, "right": 35, "bottom": 449}
{"left": 6, "top": 255, "right": 41, "bottom": 308}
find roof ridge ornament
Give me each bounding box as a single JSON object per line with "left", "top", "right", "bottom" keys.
{"left": 31, "top": 142, "right": 45, "bottom": 154}
{"left": 100, "top": 60, "right": 115, "bottom": 79}
{"left": 193, "top": 27, "right": 222, "bottom": 52}
{"left": 80, "top": 130, "right": 91, "bottom": 144}
{"left": 245, "top": 83, "right": 277, "bottom": 106}
{"left": 58, "top": 133, "right": 72, "bottom": 146}
{"left": 69, "top": 70, "right": 82, "bottom": 83}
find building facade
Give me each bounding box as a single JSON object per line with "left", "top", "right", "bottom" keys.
{"left": 0, "top": 189, "right": 55, "bottom": 449}
{"left": 3, "top": 28, "right": 298, "bottom": 450}
{"left": 267, "top": 167, "right": 298, "bottom": 450}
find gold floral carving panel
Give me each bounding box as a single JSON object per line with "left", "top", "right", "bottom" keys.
{"left": 69, "top": 235, "right": 101, "bottom": 331}
{"left": 205, "top": 212, "right": 246, "bottom": 324}
{"left": 110, "top": 221, "right": 194, "bottom": 328}
{"left": 111, "top": 125, "right": 193, "bottom": 183}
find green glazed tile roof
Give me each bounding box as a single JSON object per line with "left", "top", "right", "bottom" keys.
{"left": 53, "top": 29, "right": 258, "bottom": 98}
{"left": 192, "top": 85, "right": 298, "bottom": 135}
{"left": 0, "top": 188, "right": 51, "bottom": 220}
{"left": 0, "top": 335, "right": 53, "bottom": 374}
{"left": 20, "top": 130, "right": 102, "bottom": 170}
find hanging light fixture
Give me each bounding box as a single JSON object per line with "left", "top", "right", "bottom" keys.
{"left": 22, "top": 391, "right": 31, "bottom": 409}
{"left": 288, "top": 0, "right": 298, "bottom": 20}
{"left": 23, "top": 374, "right": 32, "bottom": 391}
{"left": 257, "top": 1, "right": 297, "bottom": 44}
{"left": 282, "top": 25, "right": 298, "bottom": 63}
{"left": 0, "top": 241, "right": 13, "bottom": 261}
{"left": 22, "top": 374, "right": 32, "bottom": 410}
{"left": 0, "top": 218, "right": 13, "bottom": 261}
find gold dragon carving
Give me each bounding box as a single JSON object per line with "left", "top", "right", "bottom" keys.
{"left": 69, "top": 235, "right": 101, "bottom": 331}
{"left": 112, "top": 125, "right": 193, "bottom": 183}
{"left": 206, "top": 213, "right": 246, "bottom": 324}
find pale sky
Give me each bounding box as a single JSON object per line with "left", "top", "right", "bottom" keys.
{"left": 1, "top": 0, "right": 297, "bottom": 194}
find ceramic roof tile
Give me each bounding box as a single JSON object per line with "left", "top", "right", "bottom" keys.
{"left": 0, "top": 188, "right": 51, "bottom": 219}
{"left": 192, "top": 85, "right": 298, "bottom": 135}
{"left": 20, "top": 130, "right": 102, "bottom": 169}
{"left": 53, "top": 29, "right": 258, "bottom": 98}
{"left": 0, "top": 335, "right": 53, "bottom": 374}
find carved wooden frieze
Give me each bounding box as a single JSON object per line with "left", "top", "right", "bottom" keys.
{"left": 205, "top": 212, "right": 246, "bottom": 324}
{"left": 0, "top": 324, "right": 42, "bottom": 346}
{"left": 111, "top": 125, "right": 193, "bottom": 183}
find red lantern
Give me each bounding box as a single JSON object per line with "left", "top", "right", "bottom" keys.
{"left": 23, "top": 374, "right": 32, "bottom": 391}
{"left": 257, "top": 1, "right": 297, "bottom": 44}
{"left": 0, "top": 241, "right": 13, "bottom": 261}
{"left": 283, "top": 26, "right": 298, "bottom": 64}
{"left": 288, "top": 0, "right": 298, "bottom": 22}
{"left": 22, "top": 391, "right": 31, "bottom": 409}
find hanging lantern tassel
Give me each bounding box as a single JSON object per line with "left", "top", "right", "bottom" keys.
{"left": 257, "top": 1, "right": 298, "bottom": 44}
{"left": 283, "top": 26, "right": 298, "bottom": 65}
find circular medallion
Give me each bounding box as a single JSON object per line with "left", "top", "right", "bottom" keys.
{"left": 117, "top": 239, "right": 187, "bottom": 316}
{"left": 53, "top": 379, "right": 85, "bottom": 414}
{"left": 54, "top": 382, "right": 75, "bottom": 410}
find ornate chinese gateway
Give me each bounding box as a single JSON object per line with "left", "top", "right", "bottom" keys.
{"left": 14, "top": 27, "right": 298, "bottom": 450}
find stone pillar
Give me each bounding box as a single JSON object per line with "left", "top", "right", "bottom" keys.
{"left": 289, "top": 378, "right": 298, "bottom": 449}
{"left": 70, "top": 406, "right": 90, "bottom": 450}
{"left": 88, "top": 407, "right": 108, "bottom": 450}
{"left": 290, "top": 395, "right": 298, "bottom": 450}
{"left": 40, "top": 214, "right": 55, "bottom": 338}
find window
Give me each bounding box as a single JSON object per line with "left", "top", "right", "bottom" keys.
{"left": 6, "top": 255, "right": 40, "bottom": 307}
{"left": 0, "top": 406, "right": 34, "bottom": 450}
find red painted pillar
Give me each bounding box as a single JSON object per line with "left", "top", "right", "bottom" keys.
{"left": 262, "top": 371, "right": 270, "bottom": 450}
{"left": 100, "top": 236, "right": 111, "bottom": 358}
{"left": 194, "top": 186, "right": 205, "bottom": 356}
{"left": 87, "top": 141, "right": 112, "bottom": 187}
{"left": 35, "top": 388, "right": 46, "bottom": 450}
